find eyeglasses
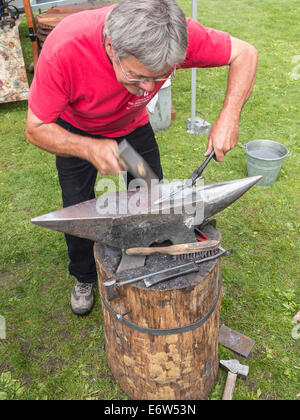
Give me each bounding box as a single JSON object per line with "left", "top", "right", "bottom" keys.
{"left": 117, "top": 58, "right": 176, "bottom": 84}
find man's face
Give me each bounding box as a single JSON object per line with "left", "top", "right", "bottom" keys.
{"left": 113, "top": 55, "right": 171, "bottom": 96}
{"left": 104, "top": 37, "right": 171, "bottom": 96}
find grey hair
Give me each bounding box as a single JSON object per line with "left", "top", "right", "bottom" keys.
{"left": 103, "top": 0, "right": 188, "bottom": 72}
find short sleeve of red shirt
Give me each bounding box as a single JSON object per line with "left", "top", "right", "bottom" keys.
{"left": 28, "top": 45, "right": 69, "bottom": 123}
{"left": 180, "top": 18, "right": 231, "bottom": 69}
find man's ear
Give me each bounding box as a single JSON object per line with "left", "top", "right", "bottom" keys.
{"left": 104, "top": 36, "right": 114, "bottom": 61}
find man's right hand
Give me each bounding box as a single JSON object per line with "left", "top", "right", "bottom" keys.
{"left": 87, "top": 139, "right": 121, "bottom": 175}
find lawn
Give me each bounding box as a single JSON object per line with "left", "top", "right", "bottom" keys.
{"left": 0, "top": 0, "right": 299, "bottom": 400}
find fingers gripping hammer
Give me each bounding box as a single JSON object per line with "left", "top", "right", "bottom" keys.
{"left": 220, "top": 359, "right": 249, "bottom": 400}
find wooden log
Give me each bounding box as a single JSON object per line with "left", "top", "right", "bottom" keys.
{"left": 95, "top": 224, "right": 223, "bottom": 400}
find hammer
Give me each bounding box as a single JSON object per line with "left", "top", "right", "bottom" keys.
{"left": 220, "top": 359, "right": 249, "bottom": 400}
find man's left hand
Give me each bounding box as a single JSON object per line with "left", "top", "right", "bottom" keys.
{"left": 204, "top": 112, "right": 239, "bottom": 162}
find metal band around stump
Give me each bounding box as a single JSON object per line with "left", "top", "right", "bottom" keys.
{"left": 99, "top": 273, "right": 222, "bottom": 336}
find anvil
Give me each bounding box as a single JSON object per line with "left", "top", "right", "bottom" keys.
{"left": 31, "top": 176, "right": 261, "bottom": 250}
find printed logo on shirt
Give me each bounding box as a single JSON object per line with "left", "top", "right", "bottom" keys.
{"left": 126, "top": 91, "right": 156, "bottom": 110}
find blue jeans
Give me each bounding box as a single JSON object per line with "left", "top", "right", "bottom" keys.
{"left": 55, "top": 119, "right": 163, "bottom": 283}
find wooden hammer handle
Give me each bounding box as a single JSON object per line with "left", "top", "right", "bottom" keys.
{"left": 125, "top": 240, "right": 220, "bottom": 256}
{"left": 222, "top": 371, "right": 237, "bottom": 400}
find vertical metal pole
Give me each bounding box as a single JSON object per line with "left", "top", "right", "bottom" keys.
{"left": 190, "top": 0, "right": 198, "bottom": 133}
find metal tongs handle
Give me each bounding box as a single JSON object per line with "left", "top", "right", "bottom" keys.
{"left": 188, "top": 150, "right": 215, "bottom": 186}
{"left": 154, "top": 150, "right": 215, "bottom": 205}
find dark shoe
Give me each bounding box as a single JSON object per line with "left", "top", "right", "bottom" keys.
{"left": 71, "top": 280, "right": 94, "bottom": 315}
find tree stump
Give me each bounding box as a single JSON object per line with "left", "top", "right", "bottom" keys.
{"left": 95, "top": 223, "right": 222, "bottom": 400}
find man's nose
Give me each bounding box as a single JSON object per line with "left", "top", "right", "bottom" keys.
{"left": 138, "top": 80, "right": 155, "bottom": 91}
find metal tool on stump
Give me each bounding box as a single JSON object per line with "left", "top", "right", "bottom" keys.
{"left": 220, "top": 359, "right": 249, "bottom": 400}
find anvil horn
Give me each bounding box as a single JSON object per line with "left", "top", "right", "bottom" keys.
{"left": 31, "top": 176, "right": 261, "bottom": 249}
{"left": 203, "top": 175, "right": 261, "bottom": 219}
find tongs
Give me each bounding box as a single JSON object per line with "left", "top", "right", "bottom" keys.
{"left": 155, "top": 150, "right": 215, "bottom": 204}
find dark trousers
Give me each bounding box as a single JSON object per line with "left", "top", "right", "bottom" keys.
{"left": 55, "top": 118, "right": 163, "bottom": 283}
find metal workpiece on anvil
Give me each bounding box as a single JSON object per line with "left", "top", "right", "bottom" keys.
{"left": 31, "top": 176, "right": 262, "bottom": 249}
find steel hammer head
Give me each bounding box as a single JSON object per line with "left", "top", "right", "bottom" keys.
{"left": 220, "top": 359, "right": 249, "bottom": 377}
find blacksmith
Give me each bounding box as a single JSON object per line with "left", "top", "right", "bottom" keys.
{"left": 26, "top": 0, "right": 257, "bottom": 315}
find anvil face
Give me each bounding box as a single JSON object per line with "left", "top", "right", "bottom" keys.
{"left": 31, "top": 176, "right": 261, "bottom": 249}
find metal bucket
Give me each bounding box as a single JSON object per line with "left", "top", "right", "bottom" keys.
{"left": 243, "top": 139, "right": 290, "bottom": 187}
{"left": 147, "top": 79, "right": 171, "bottom": 131}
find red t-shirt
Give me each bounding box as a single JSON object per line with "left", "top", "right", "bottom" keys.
{"left": 28, "top": 6, "right": 231, "bottom": 137}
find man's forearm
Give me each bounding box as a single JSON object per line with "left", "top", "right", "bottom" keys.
{"left": 26, "top": 118, "right": 93, "bottom": 160}
{"left": 25, "top": 109, "right": 121, "bottom": 174}
{"left": 205, "top": 38, "right": 258, "bottom": 161}
{"left": 220, "top": 40, "right": 258, "bottom": 122}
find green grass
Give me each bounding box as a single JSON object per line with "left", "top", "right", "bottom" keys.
{"left": 0, "top": 1, "right": 299, "bottom": 400}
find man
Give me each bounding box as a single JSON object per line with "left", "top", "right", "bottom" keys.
{"left": 26, "top": 0, "right": 257, "bottom": 315}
